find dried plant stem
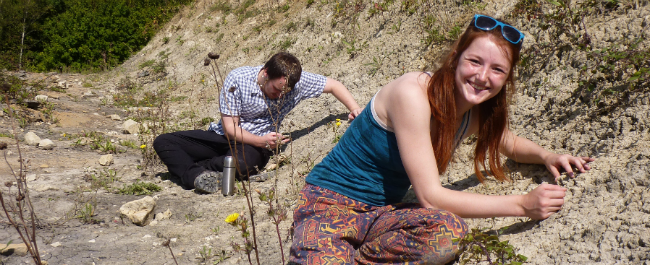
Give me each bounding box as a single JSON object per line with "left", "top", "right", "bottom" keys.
{"left": 0, "top": 94, "right": 42, "bottom": 265}
{"left": 162, "top": 239, "right": 179, "bottom": 265}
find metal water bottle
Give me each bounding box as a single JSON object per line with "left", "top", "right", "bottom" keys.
{"left": 222, "top": 156, "right": 236, "bottom": 196}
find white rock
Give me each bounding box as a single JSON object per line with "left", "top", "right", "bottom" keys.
{"left": 122, "top": 119, "right": 140, "bottom": 134}
{"left": 51, "top": 242, "right": 61, "bottom": 247}
{"left": 99, "top": 154, "right": 114, "bottom": 166}
{"left": 24, "top": 132, "right": 41, "bottom": 146}
{"left": 119, "top": 196, "right": 156, "bottom": 226}
{"left": 35, "top": 95, "right": 48, "bottom": 102}
{"left": 155, "top": 209, "right": 172, "bottom": 220}
{"left": 38, "top": 139, "right": 55, "bottom": 150}
{"left": 26, "top": 174, "right": 36, "bottom": 181}
{"left": 0, "top": 243, "right": 27, "bottom": 256}
{"left": 110, "top": 114, "right": 121, "bottom": 121}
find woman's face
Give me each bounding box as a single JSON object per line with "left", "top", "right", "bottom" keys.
{"left": 454, "top": 35, "right": 512, "bottom": 107}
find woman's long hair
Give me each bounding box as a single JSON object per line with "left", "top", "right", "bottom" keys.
{"left": 427, "top": 17, "right": 522, "bottom": 182}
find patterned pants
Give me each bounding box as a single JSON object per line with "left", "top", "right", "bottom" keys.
{"left": 289, "top": 184, "right": 468, "bottom": 265}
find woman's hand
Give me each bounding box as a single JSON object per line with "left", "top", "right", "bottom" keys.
{"left": 543, "top": 153, "right": 595, "bottom": 181}
{"left": 522, "top": 183, "right": 567, "bottom": 220}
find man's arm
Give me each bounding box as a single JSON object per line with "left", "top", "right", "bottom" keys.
{"left": 221, "top": 115, "right": 289, "bottom": 149}
{"left": 322, "top": 77, "right": 363, "bottom": 120}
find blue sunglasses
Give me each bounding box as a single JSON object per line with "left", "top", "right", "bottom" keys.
{"left": 473, "top": 14, "right": 525, "bottom": 45}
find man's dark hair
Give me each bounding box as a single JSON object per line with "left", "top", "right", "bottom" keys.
{"left": 263, "top": 52, "right": 302, "bottom": 89}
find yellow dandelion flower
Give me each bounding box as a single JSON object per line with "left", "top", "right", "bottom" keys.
{"left": 140, "top": 144, "right": 146, "bottom": 149}
{"left": 225, "top": 213, "right": 239, "bottom": 224}
{"left": 336, "top": 121, "right": 341, "bottom": 127}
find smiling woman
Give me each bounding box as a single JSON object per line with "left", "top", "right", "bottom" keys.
{"left": 289, "top": 14, "right": 594, "bottom": 264}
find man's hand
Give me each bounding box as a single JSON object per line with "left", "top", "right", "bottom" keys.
{"left": 260, "top": 132, "right": 290, "bottom": 149}
{"left": 348, "top": 108, "right": 363, "bottom": 121}
{"left": 521, "top": 183, "right": 567, "bottom": 220}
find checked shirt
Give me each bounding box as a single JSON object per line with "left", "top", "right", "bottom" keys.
{"left": 208, "top": 65, "right": 326, "bottom": 136}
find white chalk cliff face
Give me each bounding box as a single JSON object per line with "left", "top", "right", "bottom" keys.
{"left": 0, "top": 0, "right": 648, "bottom": 264}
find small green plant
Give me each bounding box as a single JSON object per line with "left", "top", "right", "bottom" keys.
{"left": 211, "top": 1, "right": 232, "bottom": 14}
{"left": 256, "top": 188, "right": 289, "bottom": 264}
{"left": 185, "top": 212, "right": 203, "bottom": 222}
{"left": 422, "top": 15, "right": 446, "bottom": 46}
{"left": 199, "top": 245, "right": 213, "bottom": 261}
{"left": 278, "top": 3, "right": 290, "bottom": 12}
{"left": 120, "top": 140, "right": 138, "bottom": 149}
{"left": 456, "top": 227, "right": 528, "bottom": 265}
{"left": 342, "top": 39, "right": 368, "bottom": 59}
{"left": 162, "top": 37, "right": 170, "bottom": 44}
{"left": 87, "top": 168, "right": 119, "bottom": 191}
{"left": 365, "top": 56, "right": 383, "bottom": 76}
{"left": 75, "top": 202, "right": 98, "bottom": 224}
{"left": 117, "top": 180, "right": 161, "bottom": 195}
{"left": 277, "top": 38, "right": 295, "bottom": 51}
{"left": 285, "top": 21, "right": 297, "bottom": 32}
{"left": 215, "top": 33, "right": 225, "bottom": 43}
{"left": 225, "top": 213, "right": 257, "bottom": 264}
{"left": 139, "top": 60, "right": 156, "bottom": 69}
{"left": 329, "top": 119, "right": 343, "bottom": 143}
{"left": 448, "top": 24, "right": 463, "bottom": 40}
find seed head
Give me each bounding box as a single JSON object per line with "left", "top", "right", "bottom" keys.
{"left": 203, "top": 58, "right": 211, "bottom": 66}
{"left": 4, "top": 181, "right": 12, "bottom": 188}
{"left": 162, "top": 239, "right": 170, "bottom": 247}
{"left": 208, "top": 52, "right": 220, "bottom": 59}
{"left": 0, "top": 142, "right": 7, "bottom": 150}
{"left": 1, "top": 83, "right": 10, "bottom": 93}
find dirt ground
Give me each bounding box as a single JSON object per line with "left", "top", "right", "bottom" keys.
{"left": 1, "top": 0, "right": 650, "bottom": 264}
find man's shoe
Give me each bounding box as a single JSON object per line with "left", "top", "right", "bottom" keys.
{"left": 249, "top": 172, "right": 272, "bottom": 182}
{"left": 194, "top": 171, "right": 222, "bottom": 194}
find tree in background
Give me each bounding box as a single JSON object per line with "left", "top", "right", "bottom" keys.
{"left": 0, "top": 0, "right": 191, "bottom": 72}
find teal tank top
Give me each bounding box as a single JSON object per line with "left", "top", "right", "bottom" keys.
{"left": 306, "top": 95, "right": 471, "bottom": 206}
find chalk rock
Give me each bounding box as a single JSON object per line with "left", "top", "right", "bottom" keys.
{"left": 123, "top": 119, "right": 140, "bottom": 134}
{"left": 0, "top": 243, "right": 28, "bottom": 256}
{"left": 155, "top": 209, "right": 172, "bottom": 220}
{"left": 110, "top": 114, "right": 121, "bottom": 121}
{"left": 39, "top": 139, "right": 55, "bottom": 150}
{"left": 120, "top": 196, "right": 156, "bottom": 226}
{"left": 35, "top": 95, "right": 48, "bottom": 102}
{"left": 24, "top": 132, "right": 41, "bottom": 146}
{"left": 99, "top": 154, "right": 114, "bottom": 166}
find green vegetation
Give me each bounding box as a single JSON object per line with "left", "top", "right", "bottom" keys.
{"left": 513, "top": 0, "right": 648, "bottom": 107}
{"left": 75, "top": 202, "right": 98, "bottom": 224}
{"left": 87, "top": 169, "right": 119, "bottom": 191}
{"left": 0, "top": 0, "right": 192, "bottom": 72}
{"left": 456, "top": 227, "right": 527, "bottom": 265}
{"left": 117, "top": 180, "right": 161, "bottom": 195}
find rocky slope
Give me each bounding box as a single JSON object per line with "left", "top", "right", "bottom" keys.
{"left": 1, "top": 0, "right": 649, "bottom": 264}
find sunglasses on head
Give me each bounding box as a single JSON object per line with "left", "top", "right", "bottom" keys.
{"left": 473, "top": 14, "right": 525, "bottom": 45}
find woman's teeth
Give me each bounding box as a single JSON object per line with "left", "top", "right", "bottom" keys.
{"left": 470, "top": 83, "right": 487, "bottom": 90}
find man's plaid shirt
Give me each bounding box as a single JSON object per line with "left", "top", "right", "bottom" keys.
{"left": 208, "top": 65, "right": 326, "bottom": 136}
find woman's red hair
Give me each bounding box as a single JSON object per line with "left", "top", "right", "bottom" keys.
{"left": 427, "top": 16, "right": 522, "bottom": 182}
